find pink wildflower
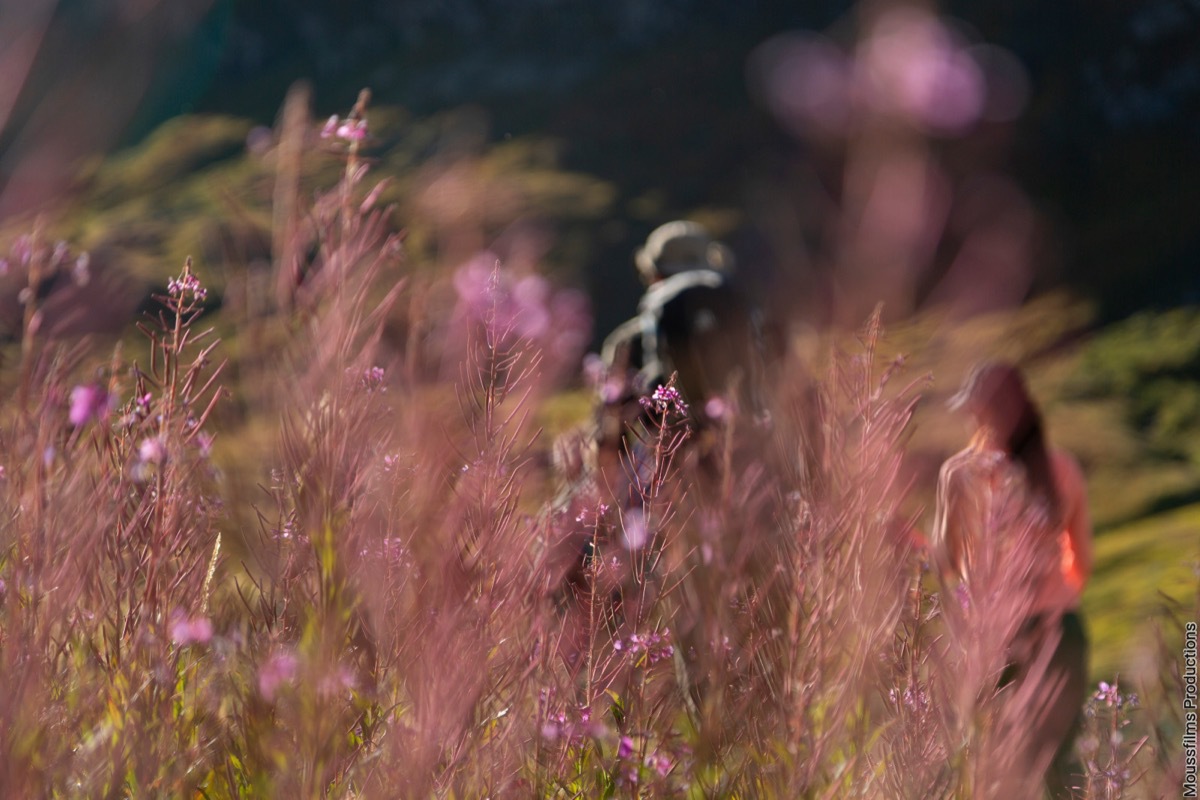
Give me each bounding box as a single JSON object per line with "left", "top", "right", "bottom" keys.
{"left": 69, "top": 384, "right": 111, "bottom": 427}
{"left": 258, "top": 652, "right": 299, "bottom": 701}
{"left": 320, "top": 114, "right": 339, "bottom": 139}
{"left": 168, "top": 270, "right": 207, "bottom": 303}
{"left": 336, "top": 118, "right": 368, "bottom": 142}
{"left": 618, "top": 736, "right": 635, "bottom": 759}
{"left": 642, "top": 383, "right": 689, "bottom": 418}
{"left": 138, "top": 437, "right": 166, "bottom": 465}
{"left": 169, "top": 612, "right": 213, "bottom": 646}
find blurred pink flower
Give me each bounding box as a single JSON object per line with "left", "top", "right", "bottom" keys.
{"left": 620, "top": 508, "right": 648, "bottom": 551}
{"left": 359, "top": 365, "right": 386, "bottom": 392}
{"left": 751, "top": 33, "right": 853, "bottom": 136}
{"left": 646, "top": 751, "right": 672, "bottom": 778}
{"left": 704, "top": 396, "right": 728, "bottom": 421}
{"left": 169, "top": 612, "right": 213, "bottom": 646}
{"left": 321, "top": 114, "right": 367, "bottom": 143}
{"left": 336, "top": 118, "right": 368, "bottom": 142}
{"left": 860, "top": 8, "right": 985, "bottom": 134}
{"left": 138, "top": 437, "right": 166, "bottom": 465}
{"left": 258, "top": 652, "right": 299, "bottom": 701}
{"left": 450, "top": 253, "right": 592, "bottom": 375}
{"left": 168, "top": 270, "right": 207, "bottom": 303}
{"left": 69, "top": 383, "right": 111, "bottom": 427}
{"left": 453, "top": 252, "right": 502, "bottom": 318}
{"left": 617, "top": 736, "right": 634, "bottom": 759}
{"left": 619, "top": 734, "right": 638, "bottom": 762}
{"left": 582, "top": 353, "right": 606, "bottom": 388}
{"left": 512, "top": 275, "right": 552, "bottom": 339}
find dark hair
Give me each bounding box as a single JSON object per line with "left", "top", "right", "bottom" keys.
{"left": 952, "top": 362, "right": 1060, "bottom": 521}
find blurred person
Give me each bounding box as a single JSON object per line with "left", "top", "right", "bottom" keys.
{"left": 931, "top": 361, "right": 1092, "bottom": 798}
{"left": 595, "top": 220, "right": 771, "bottom": 459}
{"left": 550, "top": 221, "right": 786, "bottom": 661}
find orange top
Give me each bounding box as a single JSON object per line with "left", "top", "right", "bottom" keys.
{"left": 1037, "top": 449, "right": 1092, "bottom": 613}
{"left": 931, "top": 446, "right": 1093, "bottom": 616}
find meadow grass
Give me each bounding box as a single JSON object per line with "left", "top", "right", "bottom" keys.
{"left": 0, "top": 89, "right": 1193, "bottom": 800}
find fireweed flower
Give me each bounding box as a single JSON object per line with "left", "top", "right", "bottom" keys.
{"left": 582, "top": 352, "right": 606, "bottom": 388}
{"left": 318, "top": 665, "right": 358, "bottom": 698}
{"left": 888, "top": 684, "right": 930, "bottom": 715}
{"left": 450, "top": 253, "right": 593, "bottom": 374}
{"left": 168, "top": 269, "right": 207, "bottom": 303}
{"left": 138, "top": 436, "right": 166, "bottom": 465}
{"left": 169, "top": 612, "right": 214, "bottom": 646}
{"left": 858, "top": 7, "right": 986, "bottom": 134}
{"left": 614, "top": 628, "right": 674, "bottom": 665}
{"left": 337, "top": 118, "right": 368, "bottom": 142}
{"left": 642, "top": 383, "right": 689, "bottom": 418}
{"left": 258, "top": 652, "right": 299, "bottom": 701}
{"left": 321, "top": 113, "right": 368, "bottom": 143}
{"left": 356, "top": 365, "right": 386, "bottom": 392}
{"left": 575, "top": 501, "right": 610, "bottom": 527}
{"left": 617, "top": 736, "right": 635, "bottom": 759}
{"left": 646, "top": 752, "right": 672, "bottom": 778}
{"left": 68, "top": 383, "right": 111, "bottom": 427}
{"left": 1093, "top": 680, "right": 1137, "bottom": 711}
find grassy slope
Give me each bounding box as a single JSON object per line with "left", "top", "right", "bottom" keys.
{"left": 1086, "top": 503, "right": 1199, "bottom": 681}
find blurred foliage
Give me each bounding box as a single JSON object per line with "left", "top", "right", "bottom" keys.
{"left": 1069, "top": 307, "right": 1200, "bottom": 465}
{"left": 1084, "top": 502, "right": 1199, "bottom": 681}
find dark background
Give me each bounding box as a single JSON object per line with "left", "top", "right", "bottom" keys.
{"left": 2, "top": 0, "right": 1199, "bottom": 332}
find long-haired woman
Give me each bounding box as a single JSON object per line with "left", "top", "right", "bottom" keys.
{"left": 932, "top": 361, "right": 1092, "bottom": 797}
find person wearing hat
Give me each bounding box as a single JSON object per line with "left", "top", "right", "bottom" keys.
{"left": 932, "top": 361, "right": 1092, "bottom": 797}
{"left": 596, "top": 221, "right": 764, "bottom": 444}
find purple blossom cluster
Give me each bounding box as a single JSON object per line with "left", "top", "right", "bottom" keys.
{"left": 1092, "top": 680, "right": 1138, "bottom": 712}
{"left": 539, "top": 692, "right": 600, "bottom": 743}
{"left": 450, "top": 252, "right": 591, "bottom": 371}
{"left": 617, "top": 735, "right": 635, "bottom": 759}
{"left": 644, "top": 750, "right": 672, "bottom": 778}
{"left": 258, "top": 652, "right": 299, "bottom": 701}
{"left": 574, "top": 501, "right": 610, "bottom": 527}
{"left": 641, "top": 383, "right": 689, "bottom": 419}
{"left": 613, "top": 628, "right": 674, "bottom": 665}
{"left": 138, "top": 436, "right": 166, "bottom": 465}
{"left": 1, "top": 235, "right": 91, "bottom": 287}
{"left": 169, "top": 612, "right": 214, "bottom": 646}
{"left": 615, "top": 736, "right": 675, "bottom": 785}
{"left": 68, "top": 383, "right": 113, "bottom": 428}
{"left": 320, "top": 114, "right": 368, "bottom": 143}
{"left": 359, "top": 365, "right": 386, "bottom": 392}
{"left": 168, "top": 271, "right": 208, "bottom": 303}
{"left": 888, "top": 684, "right": 930, "bottom": 715}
